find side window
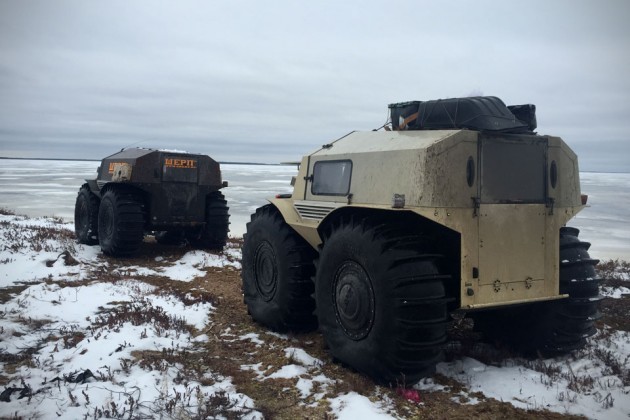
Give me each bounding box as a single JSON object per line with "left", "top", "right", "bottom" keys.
{"left": 311, "top": 160, "right": 352, "bottom": 196}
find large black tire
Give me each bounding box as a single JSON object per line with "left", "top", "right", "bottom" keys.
{"left": 74, "top": 184, "right": 100, "bottom": 245}
{"left": 188, "top": 192, "right": 229, "bottom": 250}
{"left": 315, "top": 217, "right": 451, "bottom": 384}
{"left": 98, "top": 187, "right": 145, "bottom": 256}
{"left": 550, "top": 227, "right": 601, "bottom": 351}
{"left": 472, "top": 227, "right": 601, "bottom": 354}
{"left": 241, "top": 205, "right": 317, "bottom": 332}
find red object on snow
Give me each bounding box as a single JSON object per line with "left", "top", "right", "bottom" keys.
{"left": 396, "top": 387, "right": 421, "bottom": 403}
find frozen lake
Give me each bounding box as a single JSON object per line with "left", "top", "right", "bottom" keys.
{"left": 0, "top": 159, "right": 295, "bottom": 240}
{"left": 0, "top": 159, "right": 628, "bottom": 261}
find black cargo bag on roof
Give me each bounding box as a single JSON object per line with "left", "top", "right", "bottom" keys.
{"left": 388, "top": 96, "right": 533, "bottom": 134}
{"left": 507, "top": 104, "right": 537, "bottom": 131}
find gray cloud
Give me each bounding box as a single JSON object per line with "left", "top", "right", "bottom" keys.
{"left": 1, "top": 1, "right": 629, "bottom": 170}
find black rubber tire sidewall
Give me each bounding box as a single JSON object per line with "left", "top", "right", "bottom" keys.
{"left": 74, "top": 186, "right": 99, "bottom": 245}
{"left": 97, "top": 188, "right": 145, "bottom": 256}
{"left": 188, "top": 191, "right": 229, "bottom": 250}
{"left": 316, "top": 235, "right": 394, "bottom": 364}
{"left": 242, "top": 205, "right": 316, "bottom": 331}
{"left": 98, "top": 192, "right": 117, "bottom": 254}
{"left": 315, "top": 221, "right": 448, "bottom": 383}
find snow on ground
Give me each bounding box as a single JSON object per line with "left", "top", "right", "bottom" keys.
{"left": 0, "top": 215, "right": 260, "bottom": 419}
{"left": 329, "top": 392, "right": 395, "bottom": 419}
{"left": 113, "top": 250, "right": 240, "bottom": 282}
{"left": 434, "top": 329, "right": 630, "bottom": 419}
{"left": 1, "top": 214, "right": 630, "bottom": 419}
{"left": 602, "top": 285, "right": 630, "bottom": 298}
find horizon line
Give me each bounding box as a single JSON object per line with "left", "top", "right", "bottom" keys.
{"left": 0, "top": 156, "right": 286, "bottom": 166}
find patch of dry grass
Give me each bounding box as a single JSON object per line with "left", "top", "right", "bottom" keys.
{"left": 0, "top": 218, "right": 75, "bottom": 254}
{"left": 597, "top": 260, "right": 630, "bottom": 333}
{"left": 598, "top": 259, "right": 630, "bottom": 284}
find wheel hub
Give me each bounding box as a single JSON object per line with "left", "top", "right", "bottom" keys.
{"left": 333, "top": 260, "right": 375, "bottom": 340}
{"left": 254, "top": 241, "right": 278, "bottom": 302}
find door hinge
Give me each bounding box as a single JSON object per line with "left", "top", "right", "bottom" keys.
{"left": 471, "top": 197, "right": 480, "bottom": 217}
{"left": 546, "top": 197, "right": 555, "bottom": 215}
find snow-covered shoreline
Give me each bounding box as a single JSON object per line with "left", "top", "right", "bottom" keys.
{"left": 1, "top": 213, "right": 629, "bottom": 419}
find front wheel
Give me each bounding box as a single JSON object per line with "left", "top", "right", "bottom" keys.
{"left": 98, "top": 188, "right": 145, "bottom": 256}
{"left": 241, "top": 205, "right": 317, "bottom": 332}
{"left": 74, "top": 184, "right": 100, "bottom": 245}
{"left": 315, "top": 217, "right": 451, "bottom": 384}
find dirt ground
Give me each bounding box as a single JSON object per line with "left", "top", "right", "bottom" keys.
{"left": 115, "top": 238, "right": 626, "bottom": 419}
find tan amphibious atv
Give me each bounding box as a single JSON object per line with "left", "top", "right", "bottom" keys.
{"left": 241, "top": 96, "right": 601, "bottom": 384}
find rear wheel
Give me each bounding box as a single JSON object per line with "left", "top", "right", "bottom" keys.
{"left": 241, "top": 205, "right": 317, "bottom": 332}
{"left": 74, "top": 184, "right": 99, "bottom": 245}
{"left": 472, "top": 227, "right": 601, "bottom": 354}
{"left": 98, "top": 188, "right": 145, "bottom": 256}
{"left": 549, "top": 227, "right": 601, "bottom": 351}
{"left": 188, "top": 192, "right": 229, "bottom": 250}
{"left": 315, "top": 217, "right": 451, "bottom": 384}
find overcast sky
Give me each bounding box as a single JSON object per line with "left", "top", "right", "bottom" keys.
{"left": 0, "top": 1, "right": 629, "bottom": 171}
